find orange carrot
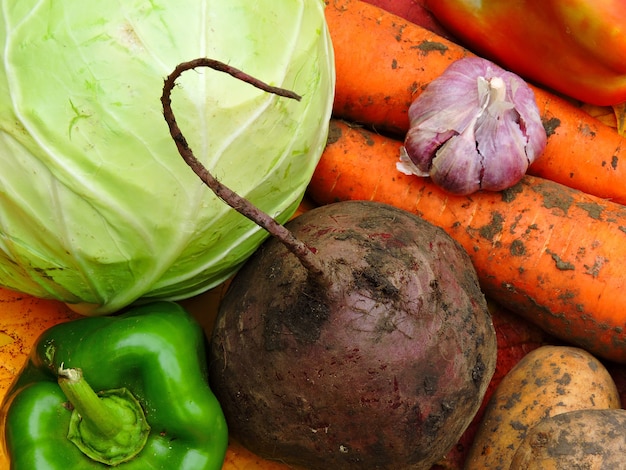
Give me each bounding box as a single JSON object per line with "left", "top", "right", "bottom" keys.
{"left": 325, "top": 0, "right": 470, "bottom": 135}
{"left": 324, "top": 0, "right": 626, "bottom": 204}
{"left": 222, "top": 439, "right": 292, "bottom": 470}
{"left": 308, "top": 119, "right": 626, "bottom": 363}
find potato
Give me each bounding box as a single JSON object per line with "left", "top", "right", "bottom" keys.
{"left": 465, "top": 345, "right": 620, "bottom": 469}
{"left": 510, "top": 408, "right": 626, "bottom": 469}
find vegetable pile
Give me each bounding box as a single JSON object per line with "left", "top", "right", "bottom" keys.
{"left": 325, "top": 0, "right": 626, "bottom": 204}
{"left": 311, "top": 120, "right": 626, "bottom": 364}
{"left": 3, "top": 0, "right": 626, "bottom": 469}
{"left": 308, "top": 0, "right": 626, "bottom": 466}
{"left": 160, "top": 54, "right": 497, "bottom": 469}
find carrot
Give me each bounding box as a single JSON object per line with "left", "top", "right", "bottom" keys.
{"left": 325, "top": 0, "right": 469, "bottom": 135}
{"left": 222, "top": 439, "right": 292, "bottom": 470}
{"left": 308, "top": 119, "right": 626, "bottom": 363}
{"left": 324, "top": 0, "right": 626, "bottom": 204}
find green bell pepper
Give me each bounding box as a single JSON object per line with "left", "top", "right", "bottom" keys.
{"left": 0, "top": 301, "right": 228, "bottom": 469}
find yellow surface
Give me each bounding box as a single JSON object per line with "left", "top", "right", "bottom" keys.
{"left": 0, "top": 288, "right": 81, "bottom": 466}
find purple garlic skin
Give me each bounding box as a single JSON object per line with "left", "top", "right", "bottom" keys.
{"left": 400, "top": 57, "right": 547, "bottom": 195}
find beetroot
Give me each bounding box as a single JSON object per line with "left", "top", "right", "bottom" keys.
{"left": 209, "top": 201, "right": 496, "bottom": 469}
{"left": 161, "top": 59, "right": 497, "bottom": 470}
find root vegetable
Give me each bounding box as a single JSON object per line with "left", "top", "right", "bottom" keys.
{"left": 510, "top": 408, "right": 626, "bottom": 469}
{"left": 465, "top": 345, "right": 621, "bottom": 469}
{"left": 210, "top": 200, "right": 497, "bottom": 469}
{"left": 161, "top": 60, "right": 497, "bottom": 469}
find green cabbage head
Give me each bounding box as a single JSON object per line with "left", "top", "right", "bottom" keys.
{"left": 0, "top": 0, "right": 335, "bottom": 314}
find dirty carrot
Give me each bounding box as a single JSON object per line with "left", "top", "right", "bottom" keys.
{"left": 324, "top": 0, "right": 626, "bottom": 204}
{"left": 325, "top": 0, "right": 470, "bottom": 135}
{"left": 308, "top": 119, "right": 626, "bottom": 363}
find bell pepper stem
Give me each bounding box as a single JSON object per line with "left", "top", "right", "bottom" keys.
{"left": 57, "top": 364, "right": 150, "bottom": 466}
{"left": 58, "top": 366, "right": 119, "bottom": 438}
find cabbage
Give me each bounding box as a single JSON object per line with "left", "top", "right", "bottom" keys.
{"left": 0, "top": 0, "right": 335, "bottom": 314}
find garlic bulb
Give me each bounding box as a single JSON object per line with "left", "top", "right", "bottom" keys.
{"left": 399, "top": 57, "right": 547, "bottom": 195}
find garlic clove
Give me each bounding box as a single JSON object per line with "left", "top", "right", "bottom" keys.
{"left": 430, "top": 125, "right": 483, "bottom": 195}
{"left": 403, "top": 125, "right": 457, "bottom": 172}
{"left": 477, "top": 115, "right": 529, "bottom": 191}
